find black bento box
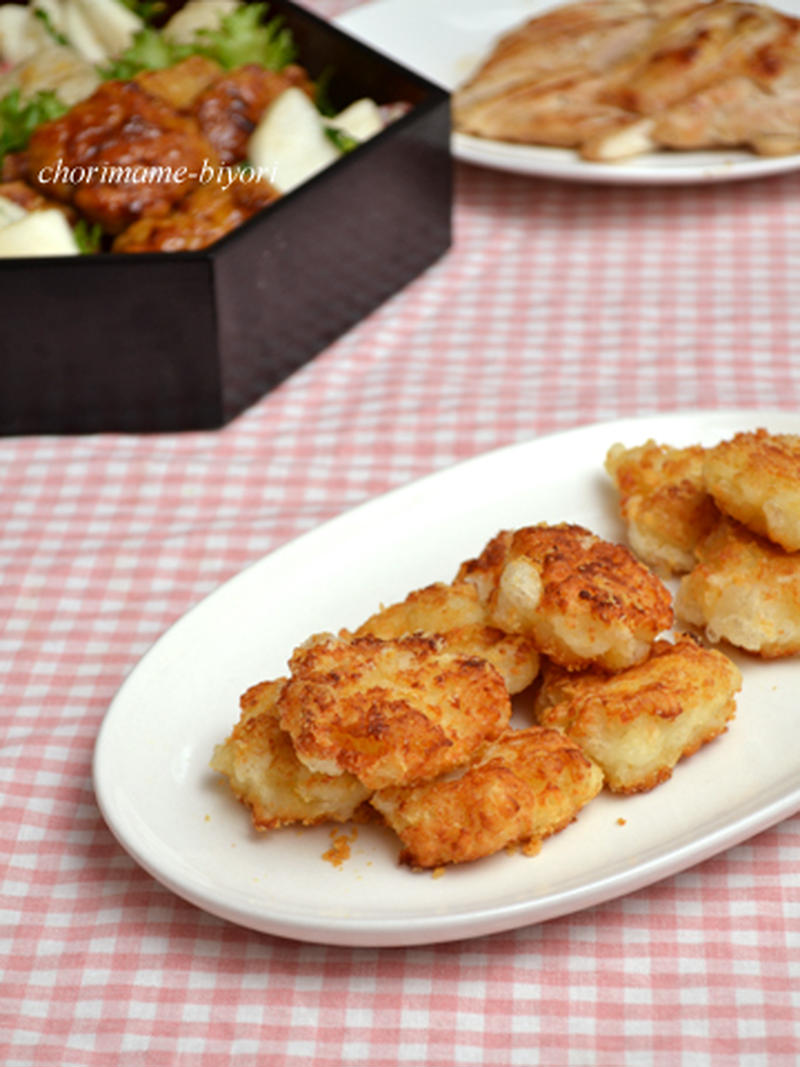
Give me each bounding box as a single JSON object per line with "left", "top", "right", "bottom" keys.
{"left": 0, "top": 0, "right": 452, "bottom": 435}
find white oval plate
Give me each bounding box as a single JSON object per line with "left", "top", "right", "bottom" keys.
{"left": 94, "top": 411, "right": 800, "bottom": 947}
{"left": 336, "top": 0, "right": 800, "bottom": 185}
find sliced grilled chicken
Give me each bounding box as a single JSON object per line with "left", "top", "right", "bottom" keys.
{"left": 454, "top": 0, "right": 800, "bottom": 161}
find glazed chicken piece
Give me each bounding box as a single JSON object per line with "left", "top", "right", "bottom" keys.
{"left": 134, "top": 54, "right": 225, "bottom": 111}
{"left": 0, "top": 179, "right": 76, "bottom": 221}
{"left": 1, "top": 150, "right": 29, "bottom": 182}
{"left": 191, "top": 62, "right": 315, "bottom": 164}
{"left": 112, "top": 178, "right": 279, "bottom": 252}
{"left": 26, "top": 80, "right": 218, "bottom": 233}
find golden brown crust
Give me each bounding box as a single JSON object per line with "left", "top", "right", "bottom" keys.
{"left": 703, "top": 428, "right": 800, "bottom": 551}
{"left": 278, "top": 634, "right": 512, "bottom": 791}
{"left": 355, "top": 581, "right": 486, "bottom": 637}
{"left": 469, "top": 523, "right": 673, "bottom": 672}
{"left": 676, "top": 514, "right": 800, "bottom": 657}
{"left": 455, "top": 530, "right": 514, "bottom": 602}
{"left": 351, "top": 580, "right": 540, "bottom": 695}
{"left": 605, "top": 439, "right": 718, "bottom": 574}
{"left": 534, "top": 633, "right": 741, "bottom": 792}
{"left": 210, "top": 679, "right": 372, "bottom": 829}
{"left": 371, "top": 726, "right": 603, "bottom": 868}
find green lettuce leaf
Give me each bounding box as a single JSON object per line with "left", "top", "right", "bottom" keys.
{"left": 100, "top": 2, "right": 295, "bottom": 79}
{"left": 0, "top": 89, "right": 69, "bottom": 169}
{"left": 73, "top": 218, "right": 105, "bottom": 254}
{"left": 99, "top": 26, "right": 191, "bottom": 79}
{"left": 192, "top": 3, "right": 295, "bottom": 70}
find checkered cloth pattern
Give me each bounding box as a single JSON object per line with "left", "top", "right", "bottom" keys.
{"left": 3, "top": 2, "right": 800, "bottom": 1063}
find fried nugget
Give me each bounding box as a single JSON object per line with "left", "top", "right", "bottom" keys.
{"left": 371, "top": 726, "right": 603, "bottom": 869}
{"left": 460, "top": 523, "right": 673, "bottom": 672}
{"left": 211, "top": 679, "right": 371, "bottom": 829}
{"left": 703, "top": 428, "right": 800, "bottom": 552}
{"left": 605, "top": 439, "right": 718, "bottom": 574}
{"left": 533, "top": 633, "right": 741, "bottom": 793}
{"left": 676, "top": 515, "right": 800, "bottom": 657}
{"left": 278, "top": 634, "right": 512, "bottom": 791}
{"left": 351, "top": 580, "right": 540, "bottom": 694}
{"left": 455, "top": 529, "right": 514, "bottom": 601}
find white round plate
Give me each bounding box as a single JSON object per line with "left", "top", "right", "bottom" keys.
{"left": 94, "top": 411, "right": 800, "bottom": 947}
{"left": 336, "top": 0, "right": 800, "bottom": 185}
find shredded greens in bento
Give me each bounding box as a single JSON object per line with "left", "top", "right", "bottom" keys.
{"left": 0, "top": 88, "right": 68, "bottom": 166}
{"left": 100, "top": 2, "right": 297, "bottom": 79}
{"left": 0, "top": 0, "right": 390, "bottom": 256}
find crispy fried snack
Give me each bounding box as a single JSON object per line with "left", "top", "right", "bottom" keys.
{"left": 278, "top": 634, "right": 512, "bottom": 791}
{"left": 211, "top": 679, "right": 372, "bottom": 829}
{"left": 371, "top": 726, "right": 603, "bottom": 868}
{"left": 605, "top": 439, "right": 719, "bottom": 574}
{"left": 458, "top": 523, "right": 673, "bottom": 672}
{"left": 351, "top": 580, "right": 540, "bottom": 694}
{"left": 676, "top": 515, "right": 800, "bottom": 657}
{"left": 533, "top": 633, "right": 741, "bottom": 792}
{"left": 455, "top": 529, "right": 514, "bottom": 602}
{"left": 702, "top": 428, "right": 800, "bottom": 552}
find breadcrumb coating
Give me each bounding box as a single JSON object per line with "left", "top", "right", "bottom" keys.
{"left": 210, "top": 679, "right": 372, "bottom": 828}
{"left": 455, "top": 529, "right": 513, "bottom": 602}
{"left": 533, "top": 634, "right": 741, "bottom": 792}
{"left": 703, "top": 428, "right": 800, "bottom": 551}
{"left": 351, "top": 580, "right": 540, "bottom": 694}
{"left": 605, "top": 439, "right": 718, "bottom": 574}
{"left": 676, "top": 515, "right": 800, "bottom": 657}
{"left": 278, "top": 634, "right": 512, "bottom": 790}
{"left": 371, "top": 725, "right": 603, "bottom": 868}
{"left": 460, "top": 523, "right": 673, "bottom": 672}
{"left": 210, "top": 422, "right": 786, "bottom": 871}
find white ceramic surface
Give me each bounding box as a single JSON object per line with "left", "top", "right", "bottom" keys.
{"left": 336, "top": 0, "right": 800, "bottom": 185}
{"left": 94, "top": 411, "right": 800, "bottom": 947}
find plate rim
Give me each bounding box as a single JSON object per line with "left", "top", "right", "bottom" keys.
{"left": 93, "top": 408, "right": 800, "bottom": 947}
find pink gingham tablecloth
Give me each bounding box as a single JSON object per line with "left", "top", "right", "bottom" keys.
{"left": 2, "top": 1, "right": 800, "bottom": 1063}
